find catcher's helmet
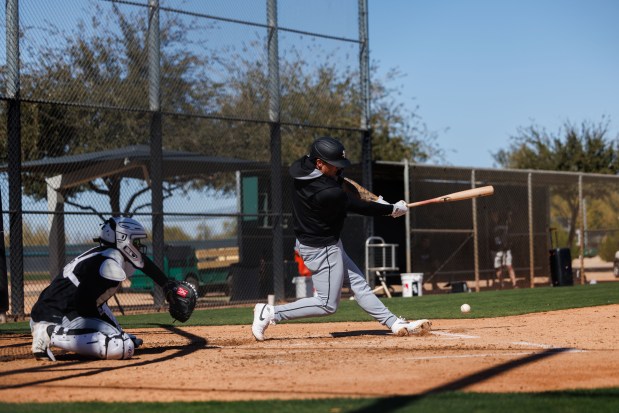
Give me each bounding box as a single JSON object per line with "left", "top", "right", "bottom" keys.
{"left": 309, "top": 137, "right": 351, "bottom": 168}
{"left": 99, "top": 217, "right": 147, "bottom": 269}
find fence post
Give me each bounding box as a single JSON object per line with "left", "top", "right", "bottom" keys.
{"left": 528, "top": 173, "right": 534, "bottom": 288}
{"left": 267, "top": 0, "right": 285, "bottom": 301}
{"left": 0, "top": 186, "right": 8, "bottom": 322}
{"left": 359, "top": 0, "right": 373, "bottom": 241}
{"left": 403, "top": 159, "right": 411, "bottom": 273}
{"left": 6, "top": 0, "right": 25, "bottom": 319}
{"left": 472, "top": 170, "right": 480, "bottom": 292}
{"left": 578, "top": 174, "right": 585, "bottom": 284}
{"left": 148, "top": 0, "right": 165, "bottom": 307}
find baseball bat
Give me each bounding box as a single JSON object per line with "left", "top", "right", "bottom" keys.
{"left": 407, "top": 185, "right": 494, "bottom": 208}
{"left": 343, "top": 177, "right": 379, "bottom": 202}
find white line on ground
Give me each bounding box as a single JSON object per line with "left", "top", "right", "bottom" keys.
{"left": 430, "top": 333, "right": 586, "bottom": 354}
{"left": 431, "top": 331, "right": 480, "bottom": 339}
{"left": 406, "top": 348, "right": 585, "bottom": 361}
{"left": 510, "top": 342, "right": 587, "bottom": 353}
{"left": 407, "top": 352, "right": 534, "bottom": 360}
{"left": 511, "top": 341, "right": 555, "bottom": 348}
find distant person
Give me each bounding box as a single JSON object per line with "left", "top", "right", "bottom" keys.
{"left": 30, "top": 217, "right": 195, "bottom": 360}
{"left": 490, "top": 209, "right": 517, "bottom": 288}
{"left": 251, "top": 136, "right": 431, "bottom": 341}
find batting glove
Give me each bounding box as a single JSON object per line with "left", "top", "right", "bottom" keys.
{"left": 391, "top": 200, "right": 408, "bottom": 218}
{"left": 375, "top": 195, "right": 390, "bottom": 205}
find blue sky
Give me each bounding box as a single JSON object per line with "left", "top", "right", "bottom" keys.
{"left": 6, "top": 0, "right": 619, "bottom": 170}
{"left": 368, "top": 0, "right": 619, "bottom": 168}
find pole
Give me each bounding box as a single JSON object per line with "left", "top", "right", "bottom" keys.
{"left": 148, "top": 0, "right": 165, "bottom": 307}
{"left": 578, "top": 174, "right": 584, "bottom": 285}
{"left": 267, "top": 0, "right": 284, "bottom": 301}
{"left": 358, "top": 0, "right": 373, "bottom": 240}
{"left": 403, "top": 159, "right": 411, "bottom": 273}
{"left": 6, "top": 0, "right": 25, "bottom": 318}
{"left": 528, "top": 173, "right": 534, "bottom": 288}
{"left": 472, "top": 170, "right": 480, "bottom": 292}
{"left": 0, "top": 187, "right": 8, "bottom": 322}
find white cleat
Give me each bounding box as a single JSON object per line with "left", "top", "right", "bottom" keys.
{"left": 391, "top": 318, "right": 432, "bottom": 336}
{"left": 252, "top": 303, "right": 275, "bottom": 341}
{"left": 32, "top": 323, "right": 56, "bottom": 361}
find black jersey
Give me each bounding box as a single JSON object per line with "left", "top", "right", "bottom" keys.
{"left": 31, "top": 246, "right": 137, "bottom": 324}
{"left": 31, "top": 246, "right": 169, "bottom": 324}
{"left": 289, "top": 156, "right": 393, "bottom": 247}
{"left": 492, "top": 223, "right": 510, "bottom": 251}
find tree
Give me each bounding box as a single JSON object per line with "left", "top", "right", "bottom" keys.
{"left": 205, "top": 43, "right": 443, "bottom": 165}
{"left": 8, "top": 3, "right": 222, "bottom": 215}
{"left": 163, "top": 225, "right": 193, "bottom": 242}
{"left": 2, "top": 4, "right": 444, "bottom": 220}
{"left": 4, "top": 222, "right": 49, "bottom": 246}
{"left": 493, "top": 119, "right": 619, "bottom": 246}
{"left": 195, "top": 222, "right": 213, "bottom": 241}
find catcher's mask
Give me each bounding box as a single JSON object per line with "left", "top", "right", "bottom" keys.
{"left": 309, "top": 136, "right": 351, "bottom": 169}
{"left": 98, "top": 217, "right": 147, "bottom": 269}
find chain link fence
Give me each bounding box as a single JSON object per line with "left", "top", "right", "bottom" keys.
{"left": 366, "top": 162, "right": 619, "bottom": 294}
{"left": 2, "top": 1, "right": 619, "bottom": 321}
{"left": 1, "top": 0, "right": 368, "bottom": 319}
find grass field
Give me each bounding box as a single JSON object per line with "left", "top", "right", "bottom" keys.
{"left": 2, "top": 282, "right": 618, "bottom": 333}
{"left": 2, "top": 282, "right": 619, "bottom": 412}
{"left": 1, "top": 389, "right": 619, "bottom": 413}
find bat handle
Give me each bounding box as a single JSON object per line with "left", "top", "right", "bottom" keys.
{"left": 407, "top": 200, "right": 431, "bottom": 208}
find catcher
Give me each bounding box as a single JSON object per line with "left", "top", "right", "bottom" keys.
{"left": 29, "top": 217, "right": 197, "bottom": 361}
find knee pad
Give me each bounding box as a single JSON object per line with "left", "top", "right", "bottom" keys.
{"left": 105, "top": 332, "right": 135, "bottom": 360}
{"left": 50, "top": 329, "right": 135, "bottom": 360}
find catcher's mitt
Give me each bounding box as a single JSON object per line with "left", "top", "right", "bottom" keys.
{"left": 164, "top": 280, "right": 198, "bottom": 322}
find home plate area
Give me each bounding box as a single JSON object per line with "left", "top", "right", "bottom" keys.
{"left": 0, "top": 306, "right": 617, "bottom": 402}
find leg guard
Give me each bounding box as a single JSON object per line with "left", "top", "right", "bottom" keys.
{"left": 50, "top": 328, "right": 135, "bottom": 360}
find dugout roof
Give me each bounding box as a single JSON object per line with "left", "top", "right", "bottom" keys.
{"left": 1, "top": 144, "right": 267, "bottom": 187}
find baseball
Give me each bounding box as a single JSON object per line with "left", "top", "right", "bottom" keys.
{"left": 460, "top": 303, "right": 471, "bottom": 313}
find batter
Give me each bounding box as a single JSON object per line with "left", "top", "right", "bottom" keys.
{"left": 252, "top": 136, "right": 431, "bottom": 340}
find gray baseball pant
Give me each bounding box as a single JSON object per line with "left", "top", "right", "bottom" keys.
{"left": 274, "top": 240, "right": 398, "bottom": 329}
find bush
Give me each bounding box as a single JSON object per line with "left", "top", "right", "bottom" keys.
{"left": 598, "top": 231, "right": 619, "bottom": 262}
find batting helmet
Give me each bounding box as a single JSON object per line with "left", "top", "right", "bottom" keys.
{"left": 309, "top": 137, "right": 351, "bottom": 168}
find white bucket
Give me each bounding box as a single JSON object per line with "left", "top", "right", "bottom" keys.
{"left": 401, "top": 273, "right": 423, "bottom": 297}
{"left": 292, "top": 276, "right": 314, "bottom": 298}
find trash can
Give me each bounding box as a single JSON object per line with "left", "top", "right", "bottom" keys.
{"left": 400, "top": 273, "right": 423, "bottom": 297}
{"left": 549, "top": 248, "right": 573, "bottom": 286}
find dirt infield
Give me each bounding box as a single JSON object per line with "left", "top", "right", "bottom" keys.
{"left": 1, "top": 304, "right": 618, "bottom": 403}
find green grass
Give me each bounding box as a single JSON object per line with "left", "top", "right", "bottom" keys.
{"left": 1, "top": 388, "right": 619, "bottom": 413}
{"left": 2, "top": 282, "right": 618, "bottom": 333}
{"left": 2, "top": 282, "right": 618, "bottom": 412}
{"left": 7, "top": 272, "right": 53, "bottom": 282}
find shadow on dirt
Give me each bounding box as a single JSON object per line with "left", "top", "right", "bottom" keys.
{"left": 349, "top": 347, "right": 574, "bottom": 413}
{"left": 0, "top": 324, "right": 208, "bottom": 390}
